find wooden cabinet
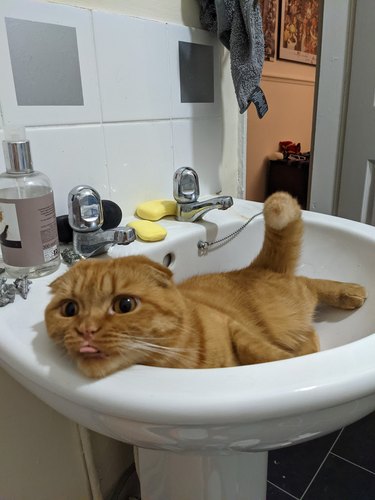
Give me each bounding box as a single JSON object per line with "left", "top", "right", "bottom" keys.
{"left": 266, "top": 159, "right": 310, "bottom": 209}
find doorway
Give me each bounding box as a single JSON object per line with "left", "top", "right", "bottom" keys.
{"left": 246, "top": 1, "right": 318, "bottom": 203}
{"left": 246, "top": 64, "right": 316, "bottom": 202}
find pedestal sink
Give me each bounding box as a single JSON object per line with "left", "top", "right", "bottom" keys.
{"left": 1, "top": 199, "right": 374, "bottom": 500}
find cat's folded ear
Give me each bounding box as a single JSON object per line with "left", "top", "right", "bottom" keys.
{"left": 139, "top": 257, "right": 174, "bottom": 288}
{"left": 48, "top": 274, "right": 70, "bottom": 293}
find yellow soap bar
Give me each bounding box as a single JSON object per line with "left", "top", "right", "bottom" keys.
{"left": 128, "top": 220, "right": 167, "bottom": 242}
{"left": 136, "top": 199, "right": 177, "bottom": 221}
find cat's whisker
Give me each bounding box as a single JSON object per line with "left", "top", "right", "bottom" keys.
{"left": 103, "top": 328, "right": 174, "bottom": 342}
{"left": 121, "top": 339, "right": 199, "bottom": 364}
{"left": 128, "top": 339, "right": 187, "bottom": 353}
{"left": 126, "top": 341, "right": 185, "bottom": 355}
{"left": 125, "top": 334, "right": 177, "bottom": 343}
{"left": 117, "top": 326, "right": 204, "bottom": 363}
{"left": 99, "top": 333, "right": 178, "bottom": 351}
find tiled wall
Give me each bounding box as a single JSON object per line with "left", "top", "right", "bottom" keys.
{"left": 0, "top": 0, "right": 223, "bottom": 217}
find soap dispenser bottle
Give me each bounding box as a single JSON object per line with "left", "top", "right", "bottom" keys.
{"left": 0, "top": 129, "right": 60, "bottom": 278}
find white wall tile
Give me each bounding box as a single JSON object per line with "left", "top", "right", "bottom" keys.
{"left": 172, "top": 118, "right": 223, "bottom": 195}
{"left": 104, "top": 121, "right": 174, "bottom": 215}
{"left": 25, "top": 125, "right": 108, "bottom": 216}
{"left": 0, "top": 0, "right": 101, "bottom": 127}
{"left": 0, "top": 4, "right": 227, "bottom": 228}
{"left": 93, "top": 11, "right": 171, "bottom": 122}
{"left": 167, "top": 24, "right": 222, "bottom": 119}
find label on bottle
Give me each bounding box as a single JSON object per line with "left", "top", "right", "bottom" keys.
{"left": 0, "top": 191, "right": 59, "bottom": 267}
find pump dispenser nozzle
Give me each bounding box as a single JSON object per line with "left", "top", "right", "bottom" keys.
{"left": 2, "top": 126, "right": 33, "bottom": 174}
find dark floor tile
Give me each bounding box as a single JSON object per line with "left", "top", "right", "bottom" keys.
{"left": 267, "top": 431, "right": 340, "bottom": 498}
{"left": 332, "top": 411, "right": 375, "bottom": 473}
{"left": 267, "top": 482, "right": 297, "bottom": 499}
{"left": 303, "top": 453, "right": 375, "bottom": 500}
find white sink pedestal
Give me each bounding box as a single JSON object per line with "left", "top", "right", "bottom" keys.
{"left": 136, "top": 448, "right": 268, "bottom": 500}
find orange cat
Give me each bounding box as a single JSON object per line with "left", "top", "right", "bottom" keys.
{"left": 45, "top": 192, "right": 367, "bottom": 378}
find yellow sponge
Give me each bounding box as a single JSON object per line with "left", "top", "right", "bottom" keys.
{"left": 127, "top": 220, "right": 167, "bottom": 242}
{"left": 135, "top": 199, "right": 177, "bottom": 221}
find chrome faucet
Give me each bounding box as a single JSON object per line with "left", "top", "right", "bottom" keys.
{"left": 173, "top": 167, "right": 233, "bottom": 222}
{"left": 68, "top": 185, "right": 136, "bottom": 258}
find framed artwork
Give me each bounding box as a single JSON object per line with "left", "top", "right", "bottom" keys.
{"left": 259, "top": 0, "right": 279, "bottom": 61}
{"left": 278, "top": 0, "right": 319, "bottom": 65}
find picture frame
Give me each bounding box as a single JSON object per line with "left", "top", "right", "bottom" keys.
{"left": 278, "top": 0, "right": 319, "bottom": 65}
{"left": 259, "top": 0, "right": 279, "bottom": 62}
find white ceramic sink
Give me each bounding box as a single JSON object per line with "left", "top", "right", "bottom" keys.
{"left": 1, "top": 198, "right": 374, "bottom": 500}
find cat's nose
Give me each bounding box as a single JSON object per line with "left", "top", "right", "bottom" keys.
{"left": 79, "top": 324, "right": 99, "bottom": 340}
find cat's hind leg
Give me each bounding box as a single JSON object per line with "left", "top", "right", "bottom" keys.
{"left": 300, "top": 277, "right": 367, "bottom": 310}
{"left": 250, "top": 192, "right": 303, "bottom": 275}
{"left": 230, "top": 320, "right": 319, "bottom": 365}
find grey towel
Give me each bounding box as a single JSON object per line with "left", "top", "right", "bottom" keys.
{"left": 199, "top": 0, "right": 267, "bottom": 116}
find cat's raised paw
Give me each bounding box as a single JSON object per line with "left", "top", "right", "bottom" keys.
{"left": 337, "top": 283, "right": 368, "bottom": 309}
{"left": 263, "top": 192, "right": 301, "bottom": 230}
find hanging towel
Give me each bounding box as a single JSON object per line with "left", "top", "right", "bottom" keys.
{"left": 198, "top": 0, "right": 268, "bottom": 116}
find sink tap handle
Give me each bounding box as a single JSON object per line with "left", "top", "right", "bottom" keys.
{"left": 68, "top": 185, "right": 104, "bottom": 233}
{"left": 114, "top": 227, "right": 137, "bottom": 245}
{"left": 173, "top": 167, "right": 200, "bottom": 204}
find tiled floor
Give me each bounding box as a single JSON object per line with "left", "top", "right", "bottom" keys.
{"left": 267, "top": 411, "right": 375, "bottom": 499}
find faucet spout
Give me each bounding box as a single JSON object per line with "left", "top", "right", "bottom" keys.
{"left": 175, "top": 196, "right": 233, "bottom": 222}
{"left": 72, "top": 227, "right": 136, "bottom": 258}
{"left": 173, "top": 167, "right": 233, "bottom": 222}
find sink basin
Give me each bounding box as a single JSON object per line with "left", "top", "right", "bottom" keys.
{"left": 1, "top": 198, "right": 374, "bottom": 500}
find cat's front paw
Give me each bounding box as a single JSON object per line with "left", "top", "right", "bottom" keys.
{"left": 263, "top": 192, "right": 301, "bottom": 230}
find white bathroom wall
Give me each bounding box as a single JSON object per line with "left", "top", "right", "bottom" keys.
{"left": 0, "top": 0, "right": 232, "bottom": 218}
{"left": 48, "top": 0, "right": 203, "bottom": 28}
{"left": 46, "top": 0, "right": 243, "bottom": 197}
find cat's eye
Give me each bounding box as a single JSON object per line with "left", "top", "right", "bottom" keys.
{"left": 61, "top": 300, "right": 79, "bottom": 317}
{"left": 111, "top": 295, "right": 139, "bottom": 314}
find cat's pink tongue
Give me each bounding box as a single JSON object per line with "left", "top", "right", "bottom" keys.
{"left": 80, "top": 345, "right": 99, "bottom": 354}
